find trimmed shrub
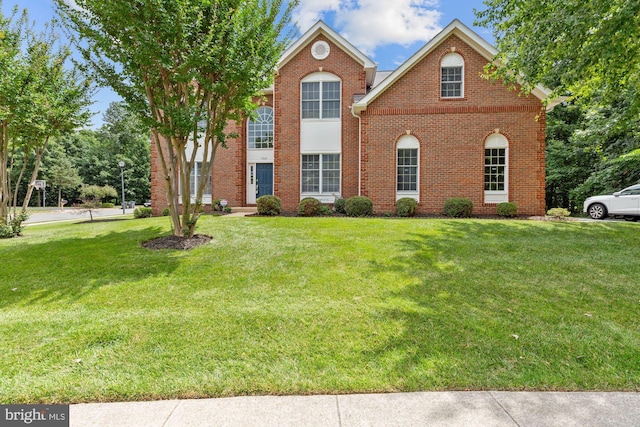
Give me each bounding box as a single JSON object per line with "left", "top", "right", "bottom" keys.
{"left": 298, "top": 197, "right": 322, "bottom": 216}
{"left": 212, "top": 199, "right": 222, "bottom": 211}
{"left": 101, "top": 202, "right": 115, "bottom": 208}
{"left": 134, "top": 207, "right": 153, "bottom": 218}
{"left": 547, "top": 207, "right": 571, "bottom": 218}
{"left": 223, "top": 206, "right": 232, "bottom": 213}
{"left": 162, "top": 208, "right": 170, "bottom": 216}
{"left": 257, "top": 195, "right": 282, "bottom": 216}
{"left": 444, "top": 198, "right": 473, "bottom": 218}
{"left": 497, "top": 202, "right": 518, "bottom": 218}
{"left": 345, "top": 196, "right": 373, "bottom": 217}
{"left": 333, "top": 198, "right": 346, "bottom": 214}
{"left": 396, "top": 197, "right": 418, "bottom": 217}
{"left": 318, "top": 205, "right": 333, "bottom": 216}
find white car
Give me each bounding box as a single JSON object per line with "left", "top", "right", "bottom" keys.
{"left": 583, "top": 184, "right": 640, "bottom": 220}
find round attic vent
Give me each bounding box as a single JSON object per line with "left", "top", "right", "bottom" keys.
{"left": 311, "top": 41, "right": 330, "bottom": 60}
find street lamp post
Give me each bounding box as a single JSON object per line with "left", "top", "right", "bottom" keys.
{"left": 118, "top": 161, "right": 125, "bottom": 214}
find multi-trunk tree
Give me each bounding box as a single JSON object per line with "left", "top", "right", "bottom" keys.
{"left": 0, "top": 6, "right": 91, "bottom": 235}
{"left": 55, "top": 0, "right": 296, "bottom": 238}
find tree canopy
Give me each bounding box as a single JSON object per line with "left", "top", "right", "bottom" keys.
{"left": 55, "top": 0, "right": 296, "bottom": 237}
{"left": 475, "top": 0, "right": 640, "bottom": 115}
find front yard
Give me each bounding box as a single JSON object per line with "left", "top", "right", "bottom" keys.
{"left": 1, "top": 216, "right": 638, "bottom": 403}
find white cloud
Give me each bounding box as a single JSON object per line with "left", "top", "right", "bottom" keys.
{"left": 292, "top": 0, "right": 443, "bottom": 56}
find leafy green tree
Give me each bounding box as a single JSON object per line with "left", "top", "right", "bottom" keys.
{"left": 475, "top": 0, "right": 640, "bottom": 116}
{"left": 47, "top": 154, "right": 83, "bottom": 209}
{"left": 79, "top": 184, "right": 117, "bottom": 221}
{"left": 0, "top": 6, "right": 91, "bottom": 232}
{"left": 55, "top": 0, "right": 296, "bottom": 237}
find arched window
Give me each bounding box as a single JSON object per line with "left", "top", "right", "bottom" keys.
{"left": 247, "top": 106, "right": 274, "bottom": 149}
{"left": 441, "top": 52, "right": 464, "bottom": 98}
{"left": 301, "top": 72, "right": 341, "bottom": 119}
{"left": 396, "top": 135, "right": 420, "bottom": 200}
{"left": 484, "top": 133, "right": 508, "bottom": 203}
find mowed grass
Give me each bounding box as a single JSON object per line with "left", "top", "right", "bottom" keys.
{"left": 1, "top": 216, "right": 639, "bottom": 403}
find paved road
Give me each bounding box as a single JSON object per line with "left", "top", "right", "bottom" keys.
{"left": 24, "top": 207, "right": 135, "bottom": 224}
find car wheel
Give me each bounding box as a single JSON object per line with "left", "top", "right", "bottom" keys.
{"left": 624, "top": 216, "right": 638, "bottom": 222}
{"left": 588, "top": 203, "right": 607, "bottom": 220}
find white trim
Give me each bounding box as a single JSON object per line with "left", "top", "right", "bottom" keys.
{"left": 396, "top": 135, "right": 420, "bottom": 202}
{"left": 311, "top": 41, "right": 330, "bottom": 60}
{"left": 352, "top": 19, "right": 555, "bottom": 115}
{"left": 278, "top": 21, "right": 377, "bottom": 86}
{"left": 484, "top": 134, "right": 509, "bottom": 203}
{"left": 440, "top": 52, "right": 464, "bottom": 99}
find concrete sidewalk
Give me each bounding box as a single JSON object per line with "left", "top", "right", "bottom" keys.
{"left": 70, "top": 391, "right": 640, "bottom": 427}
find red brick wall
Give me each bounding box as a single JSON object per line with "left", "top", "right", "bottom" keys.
{"left": 360, "top": 34, "right": 546, "bottom": 215}
{"left": 151, "top": 32, "right": 547, "bottom": 217}
{"left": 275, "top": 34, "right": 367, "bottom": 212}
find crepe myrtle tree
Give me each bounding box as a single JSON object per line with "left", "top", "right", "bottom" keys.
{"left": 0, "top": 6, "right": 91, "bottom": 230}
{"left": 55, "top": 0, "right": 296, "bottom": 237}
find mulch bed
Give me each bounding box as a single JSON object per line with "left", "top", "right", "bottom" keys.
{"left": 142, "top": 234, "right": 212, "bottom": 250}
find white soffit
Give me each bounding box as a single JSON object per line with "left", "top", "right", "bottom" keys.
{"left": 278, "top": 20, "right": 377, "bottom": 86}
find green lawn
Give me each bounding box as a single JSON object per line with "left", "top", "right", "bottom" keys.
{"left": 1, "top": 216, "right": 639, "bottom": 403}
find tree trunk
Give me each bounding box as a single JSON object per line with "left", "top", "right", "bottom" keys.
{"left": 0, "top": 121, "right": 9, "bottom": 225}
{"left": 58, "top": 187, "right": 63, "bottom": 210}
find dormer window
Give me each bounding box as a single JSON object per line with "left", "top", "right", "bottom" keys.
{"left": 441, "top": 52, "right": 464, "bottom": 98}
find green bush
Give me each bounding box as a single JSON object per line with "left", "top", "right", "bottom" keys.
{"left": 223, "top": 206, "right": 232, "bottom": 213}
{"left": 257, "top": 195, "right": 282, "bottom": 216}
{"left": 101, "top": 202, "right": 115, "bottom": 208}
{"left": 333, "top": 198, "right": 346, "bottom": 213}
{"left": 396, "top": 197, "right": 418, "bottom": 217}
{"left": 496, "top": 202, "right": 518, "bottom": 218}
{"left": 547, "top": 207, "right": 571, "bottom": 218}
{"left": 212, "top": 199, "right": 222, "bottom": 211}
{"left": 318, "top": 205, "right": 333, "bottom": 216}
{"left": 345, "top": 196, "right": 373, "bottom": 217}
{"left": 162, "top": 208, "right": 170, "bottom": 216}
{"left": 444, "top": 198, "right": 473, "bottom": 218}
{"left": 0, "top": 213, "right": 29, "bottom": 239}
{"left": 297, "top": 197, "right": 322, "bottom": 216}
{"left": 133, "top": 207, "right": 153, "bottom": 218}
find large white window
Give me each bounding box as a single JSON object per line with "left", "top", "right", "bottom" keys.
{"left": 301, "top": 154, "right": 340, "bottom": 194}
{"left": 247, "top": 106, "right": 274, "bottom": 149}
{"left": 441, "top": 52, "right": 464, "bottom": 98}
{"left": 190, "top": 162, "right": 212, "bottom": 197}
{"left": 301, "top": 81, "right": 341, "bottom": 119}
{"left": 396, "top": 135, "right": 420, "bottom": 201}
{"left": 484, "top": 134, "right": 508, "bottom": 203}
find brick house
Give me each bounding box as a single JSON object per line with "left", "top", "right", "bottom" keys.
{"left": 151, "top": 19, "right": 556, "bottom": 216}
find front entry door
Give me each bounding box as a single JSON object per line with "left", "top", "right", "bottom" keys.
{"left": 256, "top": 163, "right": 273, "bottom": 198}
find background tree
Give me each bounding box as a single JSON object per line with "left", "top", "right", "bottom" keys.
{"left": 55, "top": 0, "right": 296, "bottom": 238}
{"left": 46, "top": 153, "right": 83, "bottom": 208}
{"left": 475, "top": 0, "right": 640, "bottom": 117}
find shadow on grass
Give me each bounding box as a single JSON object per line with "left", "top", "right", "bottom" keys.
{"left": 366, "top": 220, "right": 640, "bottom": 389}
{"left": 0, "top": 226, "right": 180, "bottom": 309}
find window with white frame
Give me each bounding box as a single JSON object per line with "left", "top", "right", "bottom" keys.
{"left": 441, "top": 52, "right": 464, "bottom": 98}
{"left": 247, "top": 106, "right": 274, "bottom": 149}
{"left": 190, "top": 162, "right": 212, "bottom": 196}
{"left": 484, "top": 134, "right": 508, "bottom": 202}
{"left": 301, "top": 81, "right": 341, "bottom": 119}
{"left": 396, "top": 135, "right": 420, "bottom": 200}
{"left": 301, "top": 154, "right": 340, "bottom": 194}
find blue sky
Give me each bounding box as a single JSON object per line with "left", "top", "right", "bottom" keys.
{"left": 3, "top": 0, "right": 491, "bottom": 128}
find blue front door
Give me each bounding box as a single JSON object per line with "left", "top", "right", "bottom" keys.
{"left": 256, "top": 163, "right": 273, "bottom": 198}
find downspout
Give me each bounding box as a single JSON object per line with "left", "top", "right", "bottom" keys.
{"left": 351, "top": 106, "right": 362, "bottom": 197}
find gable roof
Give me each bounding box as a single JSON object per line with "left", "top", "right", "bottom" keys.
{"left": 352, "top": 19, "right": 558, "bottom": 114}
{"left": 277, "top": 21, "right": 378, "bottom": 87}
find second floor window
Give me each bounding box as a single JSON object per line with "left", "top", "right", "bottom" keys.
{"left": 247, "top": 106, "right": 274, "bottom": 149}
{"left": 301, "top": 81, "right": 341, "bottom": 119}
